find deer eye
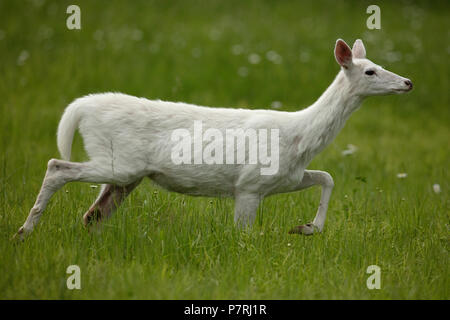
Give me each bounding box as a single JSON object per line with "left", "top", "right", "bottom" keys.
{"left": 365, "top": 70, "right": 375, "bottom": 76}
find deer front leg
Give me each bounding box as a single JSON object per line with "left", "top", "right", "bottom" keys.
{"left": 289, "top": 170, "right": 334, "bottom": 235}
{"left": 234, "top": 193, "right": 262, "bottom": 228}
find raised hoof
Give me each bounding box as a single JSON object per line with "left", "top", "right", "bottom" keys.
{"left": 11, "top": 226, "right": 26, "bottom": 242}
{"left": 288, "top": 223, "right": 317, "bottom": 235}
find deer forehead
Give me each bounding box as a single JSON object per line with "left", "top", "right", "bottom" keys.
{"left": 352, "top": 58, "right": 379, "bottom": 70}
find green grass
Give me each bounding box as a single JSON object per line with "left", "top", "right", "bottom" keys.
{"left": 0, "top": 0, "right": 448, "bottom": 299}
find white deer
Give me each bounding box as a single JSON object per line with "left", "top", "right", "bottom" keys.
{"left": 14, "top": 39, "right": 412, "bottom": 240}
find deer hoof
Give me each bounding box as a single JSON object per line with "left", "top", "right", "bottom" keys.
{"left": 11, "top": 226, "right": 26, "bottom": 242}
{"left": 288, "top": 223, "right": 317, "bottom": 235}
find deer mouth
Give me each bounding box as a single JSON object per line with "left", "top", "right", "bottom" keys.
{"left": 394, "top": 81, "right": 413, "bottom": 93}
{"left": 393, "top": 87, "right": 412, "bottom": 93}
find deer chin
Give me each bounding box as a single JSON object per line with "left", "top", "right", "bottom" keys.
{"left": 393, "top": 87, "right": 412, "bottom": 93}
{"left": 392, "top": 81, "right": 413, "bottom": 93}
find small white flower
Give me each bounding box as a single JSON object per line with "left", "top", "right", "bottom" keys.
{"left": 271, "top": 101, "right": 282, "bottom": 109}
{"left": 341, "top": 144, "right": 358, "bottom": 156}
{"left": 248, "top": 53, "right": 261, "bottom": 64}
{"left": 238, "top": 67, "right": 248, "bottom": 77}
{"left": 17, "top": 50, "right": 29, "bottom": 66}
{"left": 287, "top": 243, "right": 292, "bottom": 247}
{"left": 433, "top": 184, "right": 441, "bottom": 194}
{"left": 90, "top": 185, "right": 98, "bottom": 189}
{"left": 397, "top": 173, "right": 408, "bottom": 179}
{"left": 231, "top": 44, "right": 244, "bottom": 55}
{"left": 266, "top": 50, "right": 282, "bottom": 64}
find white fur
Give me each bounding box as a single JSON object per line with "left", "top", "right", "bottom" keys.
{"left": 15, "top": 39, "right": 412, "bottom": 239}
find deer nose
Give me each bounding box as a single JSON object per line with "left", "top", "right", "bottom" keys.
{"left": 404, "top": 80, "right": 413, "bottom": 89}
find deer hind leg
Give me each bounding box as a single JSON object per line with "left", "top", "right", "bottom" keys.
{"left": 13, "top": 158, "right": 139, "bottom": 240}
{"left": 83, "top": 180, "right": 142, "bottom": 227}
{"left": 14, "top": 159, "right": 72, "bottom": 240}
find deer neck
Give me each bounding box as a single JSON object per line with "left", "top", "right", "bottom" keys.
{"left": 294, "top": 71, "right": 363, "bottom": 162}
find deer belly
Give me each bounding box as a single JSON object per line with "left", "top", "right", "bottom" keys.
{"left": 148, "top": 170, "right": 235, "bottom": 197}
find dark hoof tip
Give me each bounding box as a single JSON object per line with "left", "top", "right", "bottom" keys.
{"left": 288, "top": 224, "right": 315, "bottom": 236}
{"left": 288, "top": 226, "right": 304, "bottom": 234}
{"left": 11, "top": 227, "right": 25, "bottom": 242}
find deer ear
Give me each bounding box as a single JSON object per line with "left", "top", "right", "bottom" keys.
{"left": 334, "top": 39, "right": 353, "bottom": 69}
{"left": 352, "top": 39, "right": 366, "bottom": 59}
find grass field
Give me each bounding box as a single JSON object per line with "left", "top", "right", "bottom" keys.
{"left": 0, "top": 0, "right": 449, "bottom": 299}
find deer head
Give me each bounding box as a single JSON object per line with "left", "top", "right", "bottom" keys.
{"left": 334, "top": 39, "right": 413, "bottom": 97}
